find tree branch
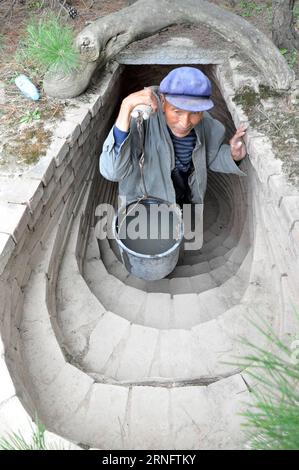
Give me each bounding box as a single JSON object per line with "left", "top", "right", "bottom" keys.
{"left": 44, "top": 0, "right": 295, "bottom": 98}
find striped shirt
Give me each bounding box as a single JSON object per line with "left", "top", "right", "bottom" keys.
{"left": 167, "top": 127, "right": 196, "bottom": 173}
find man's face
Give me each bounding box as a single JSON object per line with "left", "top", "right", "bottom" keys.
{"left": 161, "top": 95, "right": 203, "bottom": 138}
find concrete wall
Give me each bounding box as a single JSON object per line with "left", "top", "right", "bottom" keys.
{"left": 0, "top": 62, "right": 122, "bottom": 447}
{"left": 0, "top": 56, "right": 298, "bottom": 448}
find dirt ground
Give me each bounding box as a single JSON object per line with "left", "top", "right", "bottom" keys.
{"left": 0, "top": 0, "right": 298, "bottom": 175}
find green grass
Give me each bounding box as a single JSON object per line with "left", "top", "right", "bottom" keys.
{"left": 28, "top": 0, "right": 44, "bottom": 9}
{"left": 231, "top": 311, "right": 299, "bottom": 450}
{"left": 20, "top": 12, "right": 80, "bottom": 75}
{"left": 0, "top": 418, "right": 46, "bottom": 450}
{"left": 0, "top": 417, "right": 66, "bottom": 450}
{"left": 238, "top": 1, "right": 267, "bottom": 18}
{"left": 280, "top": 48, "right": 298, "bottom": 69}
{"left": 19, "top": 108, "right": 41, "bottom": 124}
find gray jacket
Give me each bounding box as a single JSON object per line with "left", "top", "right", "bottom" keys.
{"left": 100, "top": 88, "right": 246, "bottom": 204}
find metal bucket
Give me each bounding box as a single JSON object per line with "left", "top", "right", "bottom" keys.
{"left": 113, "top": 197, "right": 184, "bottom": 281}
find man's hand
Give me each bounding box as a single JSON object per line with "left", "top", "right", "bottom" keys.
{"left": 115, "top": 88, "right": 158, "bottom": 132}
{"left": 229, "top": 124, "right": 247, "bottom": 161}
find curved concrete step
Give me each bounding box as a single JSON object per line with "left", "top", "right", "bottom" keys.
{"left": 56, "top": 204, "right": 264, "bottom": 385}
{"left": 107, "top": 180, "right": 234, "bottom": 266}
{"left": 202, "top": 189, "right": 220, "bottom": 230}
{"left": 98, "top": 237, "right": 244, "bottom": 293}
{"left": 168, "top": 212, "right": 249, "bottom": 276}
{"left": 16, "top": 163, "right": 269, "bottom": 451}
{"left": 84, "top": 226, "right": 251, "bottom": 331}
{"left": 21, "top": 281, "right": 252, "bottom": 450}
{"left": 4, "top": 31, "right": 296, "bottom": 452}
{"left": 88, "top": 215, "right": 250, "bottom": 296}
{"left": 105, "top": 174, "right": 248, "bottom": 281}
{"left": 181, "top": 183, "right": 247, "bottom": 266}
{"left": 19, "top": 183, "right": 253, "bottom": 449}
{"left": 181, "top": 219, "right": 236, "bottom": 264}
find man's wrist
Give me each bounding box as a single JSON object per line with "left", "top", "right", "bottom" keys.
{"left": 120, "top": 99, "right": 135, "bottom": 117}
{"left": 115, "top": 103, "right": 132, "bottom": 132}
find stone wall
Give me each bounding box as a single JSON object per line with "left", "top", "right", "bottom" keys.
{"left": 0, "top": 62, "right": 122, "bottom": 447}
{"left": 0, "top": 53, "right": 298, "bottom": 448}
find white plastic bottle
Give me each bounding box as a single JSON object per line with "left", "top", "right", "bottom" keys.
{"left": 15, "top": 74, "right": 40, "bottom": 101}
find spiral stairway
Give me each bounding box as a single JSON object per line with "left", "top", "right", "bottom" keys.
{"left": 0, "top": 9, "right": 298, "bottom": 450}
{"left": 15, "top": 136, "right": 282, "bottom": 450}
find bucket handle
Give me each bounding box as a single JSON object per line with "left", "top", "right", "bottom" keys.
{"left": 136, "top": 111, "right": 149, "bottom": 199}
{"left": 117, "top": 111, "right": 182, "bottom": 238}
{"left": 116, "top": 110, "right": 149, "bottom": 235}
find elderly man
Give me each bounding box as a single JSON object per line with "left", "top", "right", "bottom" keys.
{"left": 100, "top": 66, "right": 247, "bottom": 206}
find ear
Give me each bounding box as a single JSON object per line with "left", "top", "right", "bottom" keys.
{"left": 160, "top": 93, "right": 166, "bottom": 112}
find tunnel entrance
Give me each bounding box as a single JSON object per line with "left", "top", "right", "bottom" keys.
{"left": 120, "top": 65, "right": 235, "bottom": 137}
{"left": 1, "top": 9, "right": 298, "bottom": 452}
{"left": 90, "top": 62, "right": 250, "bottom": 307}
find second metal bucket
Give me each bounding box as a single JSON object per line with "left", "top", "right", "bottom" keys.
{"left": 113, "top": 197, "right": 184, "bottom": 281}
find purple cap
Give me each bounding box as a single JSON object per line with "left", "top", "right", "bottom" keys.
{"left": 159, "top": 67, "right": 214, "bottom": 112}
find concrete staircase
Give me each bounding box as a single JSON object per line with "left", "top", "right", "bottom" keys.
{"left": 1, "top": 48, "right": 297, "bottom": 451}
{"left": 16, "top": 165, "right": 278, "bottom": 449}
